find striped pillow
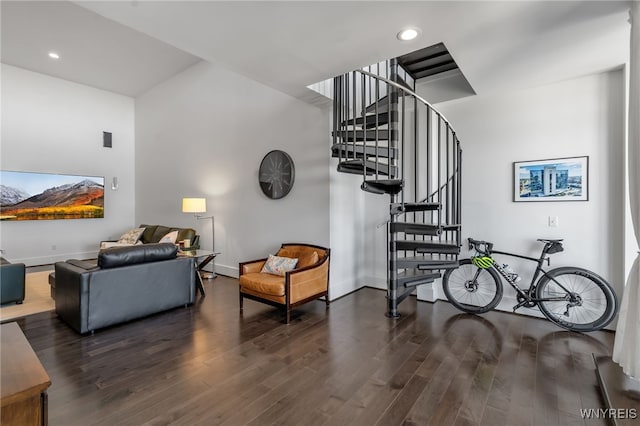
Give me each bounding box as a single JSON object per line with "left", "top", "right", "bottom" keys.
{"left": 261, "top": 254, "right": 298, "bottom": 276}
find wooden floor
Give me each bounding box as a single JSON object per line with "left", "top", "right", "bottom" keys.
{"left": 0, "top": 270, "right": 54, "bottom": 321}
{"left": 12, "top": 276, "right": 614, "bottom": 426}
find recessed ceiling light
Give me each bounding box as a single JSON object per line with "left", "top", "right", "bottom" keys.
{"left": 48, "top": 52, "right": 60, "bottom": 59}
{"left": 397, "top": 28, "right": 420, "bottom": 41}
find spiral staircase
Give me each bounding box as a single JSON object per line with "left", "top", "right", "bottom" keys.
{"left": 331, "top": 59, "right": 462, "bottom": 318}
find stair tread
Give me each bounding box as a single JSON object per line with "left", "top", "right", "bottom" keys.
{"left": 363, "top": 93, "right": 407, "bottom": 114}
{"left": 391, "top": 222, "right": 440, "bottom": 235}
{"left": 393, "top": 240, "right": 460, "bottom": 255}
{"left": 441, "top": 223, "right": 462, "bottom": 229}
{"left": 396, "top": 255, "right": 460, "bottom": 269}
{"left": 338, "top": 159, "right": 396, "bottom": 177}
{"left": 341, "top": 112, "right": 389, "bottom": 129}
{"left": 397, "top": 270, "right": 441, "bottom": 278}
{"left": 397, "top": 270, "right": 441, "bottom": 286}
{"left": 396, "top": 239, "right": 458, "bottom": 245}
{"left": 332, "top": 143, "right": 396, "bottom": 159}
{"left": 391, "top": 202, "right": 441, "bottom": 213}
{"left": 361, "top": 179, "right": 403, "bottom": 195}
{"left": 333, "top": 129, "right": 389, "bottom": 141}
{"left": 399, "top": 255, "right": 459, "bottom": 261}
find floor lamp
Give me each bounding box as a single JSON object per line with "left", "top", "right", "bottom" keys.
{"left": 182, "top": 197, "right": 216, "bottom": 278}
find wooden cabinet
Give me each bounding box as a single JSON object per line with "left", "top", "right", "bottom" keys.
{"left": 1, "top": 322, "right": 51, "bottom": 426}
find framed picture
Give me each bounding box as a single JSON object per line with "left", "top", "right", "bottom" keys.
{"left": 0, "top": 170, "right": 104, "bottom": 220}
{"left": 513, "top": 156, "right": 588, "bottom": 202}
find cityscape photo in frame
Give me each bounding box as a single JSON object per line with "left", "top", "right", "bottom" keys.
{"left": 513, "top": 156, "right": 588, "bottom": 202}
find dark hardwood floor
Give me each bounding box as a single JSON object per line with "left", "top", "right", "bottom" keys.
{"left": 10, "top": 276, "right": 613, "bottom": 426}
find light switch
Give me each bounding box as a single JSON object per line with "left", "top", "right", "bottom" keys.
{"left": 548, "top": 216, "right": 559, "bottom": 227}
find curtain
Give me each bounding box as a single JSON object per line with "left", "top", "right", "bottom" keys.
{"left": 613, "top": 1, "right": 640, "bottom": 380}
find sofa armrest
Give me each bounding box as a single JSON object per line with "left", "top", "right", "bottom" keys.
{"left": 54, "top": 262, "right": 92, "bottom": 334}
{"left": 67, "top": 259, "right": 98, "bottom": 271}
{"left": 239, "top": 258, "right": 268, "bottom": 276}
{"left": 286, "top": 257, "right": 329, "bottom": 303}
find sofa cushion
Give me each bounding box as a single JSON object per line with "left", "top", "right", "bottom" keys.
{"left": 240, "top": 272, "right": 285, "bottom": 296}
{"left": 139, "top": 225, "right": 158, "bottom": 244}
{"left": 98, "top": 243, "right": 178, "bottom": 269}
{"left": 139, "top": 225, "right": 196, "bottom": 245}
{"left": 149, "top": 226, "right": 171, "bottom": 243}
{"left": 173, "top": 228, "right": 196, "bottom": 245}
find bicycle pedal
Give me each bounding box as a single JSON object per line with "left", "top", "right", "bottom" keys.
{"left": 513, "top": 302, "right": 526, "bottom": 312}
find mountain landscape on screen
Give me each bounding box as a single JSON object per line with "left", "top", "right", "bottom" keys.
{"left": 0, "top": 172, "right": 104, "bottom": 220}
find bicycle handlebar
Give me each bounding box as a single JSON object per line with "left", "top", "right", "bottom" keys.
{"left": 468, "top": 238, "right": 493, "bottom": 254}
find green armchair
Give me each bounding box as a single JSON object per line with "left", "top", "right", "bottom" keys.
{"left": 1, "top": 256, "right": 25, "bottom": 305}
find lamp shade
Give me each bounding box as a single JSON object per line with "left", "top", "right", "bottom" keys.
{"left": 182, "top": 198, "right": 206, "bottom": 213}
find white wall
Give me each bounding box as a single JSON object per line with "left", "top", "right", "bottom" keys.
{"left": 329, "top": 170, "right": 368, "bottom": 299}
{"left": 135, "top": 61, "right": 329, "bottom": 278}
{"left": 0, "top": 64, "right": 135, "bottom": 265}
{"left": 418, "top": 70, "right": 626, "bottom": 318}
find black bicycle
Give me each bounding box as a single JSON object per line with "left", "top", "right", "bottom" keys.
{"left": 442, "top": 238, "right": 618, "bottom": 332}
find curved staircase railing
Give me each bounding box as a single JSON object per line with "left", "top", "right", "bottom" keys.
{"left": 332, "top": 60, "right": 462, "bottom": 318}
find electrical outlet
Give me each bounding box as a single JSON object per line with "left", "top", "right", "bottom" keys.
{"left": 548, "top": 216, "right": 559, "bottom": 227}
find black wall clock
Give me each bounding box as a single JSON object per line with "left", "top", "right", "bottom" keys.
{"left": 258, "top": 150, "right": 295, "bottom": 199}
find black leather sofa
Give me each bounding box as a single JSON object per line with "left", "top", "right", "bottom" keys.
{"left": 54, "top": 243, "right": 195, "bottom": 334}
{"left": 0, "top": 256, "right": 25, "bottom": 305}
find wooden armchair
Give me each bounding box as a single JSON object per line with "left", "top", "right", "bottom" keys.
{"left": 239, "top": 243, "right": 330, "bottom": 324}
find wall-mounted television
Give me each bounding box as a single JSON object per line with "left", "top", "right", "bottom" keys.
{"left": 0, "top": 171, "right": 104, "bottom": 221}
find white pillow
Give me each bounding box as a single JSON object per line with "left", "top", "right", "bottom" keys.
{"left": 117, "top": 228, "right": 145, "bottom": 245}
{"left": 159, "top": 230, "right": 179, "bottom": 244}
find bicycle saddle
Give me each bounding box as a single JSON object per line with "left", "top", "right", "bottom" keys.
{"left": 537, "top": 238, "right": 563, "bottom": 244}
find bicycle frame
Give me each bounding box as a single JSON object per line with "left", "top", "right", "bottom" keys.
{"left": 472, "top": 244, "right": 573, "bottom": 306}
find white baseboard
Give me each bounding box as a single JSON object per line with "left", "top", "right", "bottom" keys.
{"left": 12, "top": 251, "right": 98, "bottom": 266}
{"left": 214, "top": 263, "right": 238, "bottom": 278}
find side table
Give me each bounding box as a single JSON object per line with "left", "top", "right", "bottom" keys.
{"left": 1, "top": 322, "right": 51, "bottom": 426}
{"left": 177, "top": 250, "right": 220, "bottom": 296}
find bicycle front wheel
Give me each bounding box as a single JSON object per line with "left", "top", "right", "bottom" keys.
{"left": 535, "top": 267, "right": 618, "bottom": 332}
{"left": 442, "top": 259, "right": 503, "bottom": 314}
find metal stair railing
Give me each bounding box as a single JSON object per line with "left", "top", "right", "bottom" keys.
{"left": 332, "top": 64, "right": 462, "bottom": 318}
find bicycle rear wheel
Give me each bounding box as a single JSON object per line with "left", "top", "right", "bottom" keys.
{"left": 535, "top": 267, "right": 618, "bottom": 332}
{"left": 442, "top": 259, "right": 503, "bottom": 314}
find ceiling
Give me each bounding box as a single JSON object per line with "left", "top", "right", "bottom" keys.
{"left": 1, "top": 1, "right": 201, "bottom": 97}
{"left": 1, "top": 1, "right": 631, "bottom": 102}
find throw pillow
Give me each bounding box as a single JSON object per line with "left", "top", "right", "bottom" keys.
{"left": 117, "top": 228, "right": 145, "bottom": 245}
{"left": 261, "top": 254, "right": 298, "bottom": 276}
{"left": 159, "top": 230, "right": 179, "bottom": 244}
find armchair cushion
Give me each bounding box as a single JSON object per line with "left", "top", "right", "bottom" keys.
{"left": 239, "top": 272, "right": 285, "bottom": 296}
{"left": 277, "top": 246, "right": 319, "bottom": 269}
